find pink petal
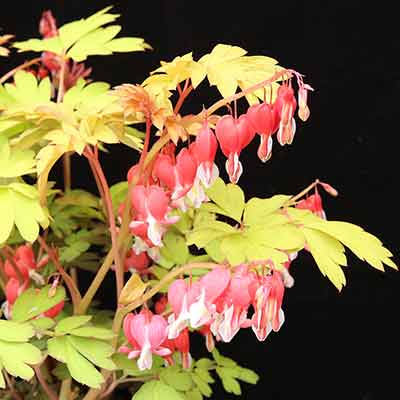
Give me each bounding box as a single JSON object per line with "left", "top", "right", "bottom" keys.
{"left": 199, "top": 267, "right": 231, "bottom": 303}
{"left": 168, "top": 279, "right": 188, "bottom": 315}
{"left": 148, "top": 315, "right": 168, "bottom": 349}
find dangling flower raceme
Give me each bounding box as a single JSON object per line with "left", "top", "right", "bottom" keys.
{"left": 120, "top": 310, "right": 172, "bottom": 370}
{"left": 167, "top": 267, "right": 231, "bottom": 339}
{"left": 215, "top": 114, "right": 256, "bottom": 183}
{"left": 129, "top": 185, "right": 179, "bottom": 247}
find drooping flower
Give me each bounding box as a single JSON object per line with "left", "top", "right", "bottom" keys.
{"left": 129, "top": 185, "right": 179, "bottom": 246}
{"left": 1, "top": 278, "right": 28, "bottom": 319}
{"left": 153, "top": 148, "right": 197, "bottom": 201}
{"left": 297, "top": 83, "right": 313, "bottom": 122}
{"left": 167, "top": 268, "right": 231, "bottom": 339}
{"left": 191, "top": 121, "right": 219, "bottom": 187}
{"left": 215, "top": 114, "right": 256, "bottom": 183}
{"left": 246, "top": 102, "right": 280, "bottom": 162}
{"left": 174, "top": 328, "right": 192, "bottom": 369}
{"left": 124, "top": 249, "right": 151, "bottom": 273}
{"left": 296, "top": 188, "right": 326, "bottom": 219}
{"left": 211, "top": 265, "right": 253, "bottom": 342}
{"left": 275, "top": 84, "right": 297, "bottom": 146}
{"left": 120, "top": 310, "right": 172, "bottom": 370}
{"left": 251, "top": 271, "right": 285, "bottom": 341}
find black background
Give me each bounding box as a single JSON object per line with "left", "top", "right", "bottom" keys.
{"left": 1, "top": 1, "right": 399, "bottom": 399}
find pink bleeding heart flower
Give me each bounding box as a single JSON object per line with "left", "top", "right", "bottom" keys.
{"left": 129, "top": 185, "right": 179, "bottom": 246}
{"left": 154, "top": 148, "right": 197, "bottom": 201}
{"left": 211, "top": 265, "right": 253, "bottom": 342}
{"left": 191, "top": 121, "right": 219, "bottom": 187}
{"left": 215, "top": 114, "right": 256, "bottom": 183}
{"left": 296, "top": 188, "right": 326, "bottom": 219}
{"left": 246, "top": 103, "right": 280, "bottom": 162}
{"left": 297, "top": 83, "right": 313, "bottom": 122}
{"left": 275, "top": 84, "right": 297, "bottom": 146}
{"left": 167, "top": 268, "right": 231, "bottom": 339}
{"left": 120, "top": 310, "right": 172, "bottom": 370}
{"left": 251, "top": 271, "right": 285, "bottom": 341}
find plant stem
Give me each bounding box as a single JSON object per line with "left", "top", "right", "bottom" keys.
{"left": 0, "top": 57, "right": 41, "bottom": 84}
{"left": 3, "top": 371, "right": 22, "bottom": 400}
{"left": 99, "top": 375, "right": 155, "bottom": 399}
{"left": 84, "top": 147, "right": 124, "bottom": 299}
{"left": 206, "top": 69, "right": 289, "bottom": 116}
{"left": 59, "top": 378, "right": 72, "bottom": 400}
{"left": 286, "top": 179, "right": 319, "bottom": 206}
{"left": 33, "top": 365, "right": 58, "bottom": 400}
{"left": 37, "top": 236, "right": 82, "bottom": 312}
{"left": 174, "top": 79, "right": 192, "bottom": 114}
{"left": 76, "top": 250, "right": 114, "bottom": 315}
{"left": 56, "top": 54, "right": 72, "bottom": 193}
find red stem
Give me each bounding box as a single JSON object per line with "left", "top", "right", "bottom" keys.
{"left": 174, "top": 79, "right": 193, "bottom": 114}
{"left": 84, "top": 147, "right": 124, "bottom": 299}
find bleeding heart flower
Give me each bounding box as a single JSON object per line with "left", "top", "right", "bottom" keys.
{"left": 129, "top": 185, "right": 179, "bottom": 246}
{"left": 124, "top": 249, "right": 151, "bottom": 273}
{"left": 167, "top": 268, "right": 231, "bottom": 339}
{"left": 251, "top": 271, "right": 285, "bottom": 341}
{"left": 120, "top": 310, "right": 172, "bottom": 370}
{"left": 154, "top": 148, "right": 197, "bottom": 200}
{"left": 296, "top": 188, "right": 326, "bottom": 219}
{"left": 275, "top": 84, "right": 297, "bottom": 146}
{"left": 174, "top": 328, "right": 192, "bottom": 369}
{"left": 191, "top": 121, "right": 219, "bottom": 187}
{"left": 246, "top": 103, "right": 280, "bottom": 162}
{"left": 215, "top": 114, "right": 256, "bottom": 183}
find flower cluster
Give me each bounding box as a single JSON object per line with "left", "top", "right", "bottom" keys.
{"left": 122, "top": 261, "right": 296, "bottom": 370}
{"left": 1, "top": 244, "right": 64, "bottom": 319}
{"left": 123, "top": 76, "right": 312, "bottom": 258}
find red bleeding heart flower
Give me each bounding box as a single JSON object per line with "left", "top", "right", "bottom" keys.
{"left": 215, "top": 114, "right": 256, "bottom": 183}
{"left": 275, "top": 84, "right": 297, "bottom": 146}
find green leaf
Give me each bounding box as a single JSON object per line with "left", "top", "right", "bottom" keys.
{"left": 112, "top": 353, "right": 159, "bottom": 377}
{"left": 194, "top": 368, "right": 215, "bottom": 384}
{"left": 216, "top": 367, "right": 241, "bottom": 395}
{"left": 196, "top": 358, "right": 215, "bottom": 370}
{"left": 191, "top": 373, "right": 212, "bottom": 397}
{"left": 243, "top": 195, "right": 290, "bottom": 225}
{"left": 68, "top": 335, "right": 116, "bottom": 370}
{"left": 60, "top": 240, "right": 91, "bottom": 263}
{"left": 212, "top": 349, "right": 237, "bottom": 367}
{"left": 235, "top": 366, "right": 259, "bottom": 384}
{"left": 47, "top": 336, "right": 104, "bottom": 388}
{"left": 0, "top": 136, "right": 36, "bottom": 178}
{"left": 132, "top": 380, "right": 185, "bottom": 400}
{"left": 52, "top": 363, "right": 71, "bottom": 380}
{"left": 55, "top": 315, "right": 92, "bottom": 334}
{"left": 0, "top": 183, "right": 49, "bottom": 244}
{"left": 205, "top": 178, "right": 245, "bottom": 222}
{"left": 12, "top": 285, "right": 66, "bottom": 322}
{"left": 186, "top": 221, "right": 236, "bottom": 249}
{"left": 68, "top": 326, "right": 114, "bottom": 340}
{"left": 185, "top": 388, "right": 203, "bottom": 400}
{"left": 160, "top": 231, "right": 189, "bottom": 265}
{"left": 0, "top": 320, "right": 35, "bottom": 342}
{"left": 160, "top": 367, "right": 193, "bottom": 391}
{"left": 0, "top": 340, "right": 42, "bottom": 382}
{"left": 30, "top": 317, "right": 56, "bottom": 332}
{"left": 110, "top": 181, "right": 128, "bottom": 214}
